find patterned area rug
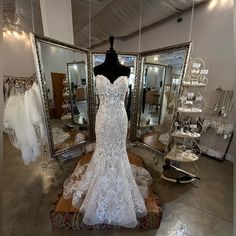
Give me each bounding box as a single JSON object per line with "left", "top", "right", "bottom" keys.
{"left": 50, "top": 152, "right": 163, "bottom": 230}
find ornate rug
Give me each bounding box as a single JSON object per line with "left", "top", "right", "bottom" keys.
{"left": 50, "top": 152, "right": 163, "bottom": 230}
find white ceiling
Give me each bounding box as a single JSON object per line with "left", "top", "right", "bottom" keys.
{"left": 72, "top": 0, "right": 207, "bottom": 48}
{"left": 3, "top": 0, "right": 207, "bottom": 47}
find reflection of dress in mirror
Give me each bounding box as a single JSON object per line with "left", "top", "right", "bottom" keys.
{"left": 63, "top": 36, "right": 152, "bottom": 228}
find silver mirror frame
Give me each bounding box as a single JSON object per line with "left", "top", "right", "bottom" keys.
{"left": 30, "top": 33, "right": 192, "bottom": 159}
{"left": 91, "top": 50, "right": 139, "bottom": 141}
{"left": 30, "top": 33, "right": 94, "bottom": 158}
{"left": 133, "top": 42, "right": 192, "bottom": 156}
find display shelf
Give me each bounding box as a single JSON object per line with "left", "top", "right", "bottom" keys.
{"left": 177, "top": 107, "right": 202, "bottom": 113}
{"left": 164, "top": 148, "right": 199, "bottom": 162}
{"left": 171, "top": 131, "right": 201, "bottom": 139}
{"left": 63, "top": 93, "right": 70, "bottom": 97}
{"left": 182, "top": 81, "right": 207, "bottom": 87}
{"left": 161, "top": 57, "right": 208, "bottom": 184}
{"left": 139, "top": 124, "right": 156, "bottom": 129}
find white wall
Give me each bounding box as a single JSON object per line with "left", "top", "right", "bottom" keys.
{"left": 39, "top": 0, "right": 74, "bottom": 45}
{"left": 3, "top": 33, "right": 35, "bottom": 77}
{"left": 95, "top": 0, "right": 233, "bottom": 102}
{"left": 145, "top": 66, "right": 165, "bottom": 90}
{"left": 40, "top": 43, "right": 86, "bottom": 106}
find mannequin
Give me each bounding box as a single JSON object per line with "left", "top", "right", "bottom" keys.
{"left": 94, "top": 36, "right": 130, "bottom": 83}
{"left": 64, "top": 38, "right": 151, "bottom": 228}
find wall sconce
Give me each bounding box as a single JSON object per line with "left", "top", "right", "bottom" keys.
{"left": 154, "top": 56, "right": 158, "bottom": 62}
{"left": 3, "top": 27, "right": 27, "bottom": 40}
{"left": 208, "top": 0, "right": 233, "bottom": 11}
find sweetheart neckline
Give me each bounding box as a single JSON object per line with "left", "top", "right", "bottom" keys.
{"left": 96, "top": 74, "right": 128, "bottom": 85}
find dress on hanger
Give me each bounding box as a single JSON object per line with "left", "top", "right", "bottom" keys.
{"left": 3, "top": 82, "right": 45, "bottom": 165}
{"left": 63, "top": 74, "right": 152, "bottom": 228}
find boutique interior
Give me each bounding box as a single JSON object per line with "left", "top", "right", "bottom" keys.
{"left": 2, "top": 0, "right": 235, "bottom": 235}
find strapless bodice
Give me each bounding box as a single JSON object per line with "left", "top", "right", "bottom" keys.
{"left": 95, "top": 75, "right": 128, "bottom": 106}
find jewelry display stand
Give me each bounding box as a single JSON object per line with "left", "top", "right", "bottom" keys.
{"left": 199, "top": 88, "right": 234, "bottom": 160}
{"left": 161, "top": 58, "right": 208, "bottom": 183}
{"left": 61, "top": 75, "right": 72, "bottom": 120}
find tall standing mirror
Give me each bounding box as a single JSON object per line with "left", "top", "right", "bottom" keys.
{"left": 31, "top": 35, "right": 191, "bottom": 158}
{"left": 135, "top": 43, "right": 192, "bottom": 154}
{"left": 31, "top": 35, "right": 92, "bottom": 158}
{"left": 92, "top": 52, "right": 138, "bottom": 140}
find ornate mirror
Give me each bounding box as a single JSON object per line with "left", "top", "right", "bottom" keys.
{"left": 31, "top": 34, "right": 93, "bottom": 158}
{"left": 134, "top": 42, "right": 192, "bottom": 155}
{"left": 91, "top": 51, "right": 138, "bottom": 140}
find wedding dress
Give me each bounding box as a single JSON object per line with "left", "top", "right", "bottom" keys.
{"left": 63, "top": 75, "right": 152, "bottom": 228}
{"left": 3, "top": 82, "right": 46, "bottom": 165}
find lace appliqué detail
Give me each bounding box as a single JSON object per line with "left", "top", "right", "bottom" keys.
{"left": 63, "top": 75, "right": 152, "bottom": 228}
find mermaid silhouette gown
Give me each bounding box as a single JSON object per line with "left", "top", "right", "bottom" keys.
{"left": 63, "top": 75, "right": 152, "bottom": 228}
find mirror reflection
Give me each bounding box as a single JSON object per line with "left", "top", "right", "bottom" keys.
{"left": 67, "top": 61, "right": 88, "bottom": 126}
{"left": 141, "top": 63, "right": 167, "bottom": 125}
{"left": 38, "top": 41, "right": 89, "bottom": 153}
{"left": 93, "top": 54, "right": 136, "bottom": 139}
{"left": 137, "top": 48, "right": 188, "bottom": 152}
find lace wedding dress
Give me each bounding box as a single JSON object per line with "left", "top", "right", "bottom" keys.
{"left": 63, "top": 75, "right": 152, "bottom": 228}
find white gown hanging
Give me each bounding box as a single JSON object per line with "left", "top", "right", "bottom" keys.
{"left": 3, "top": 82, "right": 46, "bottom": 165}
{"left": 63, "top": 75, "right": 152, "bottom": 228}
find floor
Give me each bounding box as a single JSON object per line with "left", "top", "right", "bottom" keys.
{"left": 3, "top": 134, "right": 233, "bottom": 236}
{"left": 51, "top": 118, "right": 89, "bottom": 151}
{"left": 140, "top": 104, "right": 159, "bottom": 126}
{"left": 141, "top": 130, "right": 166, "bottom": 152}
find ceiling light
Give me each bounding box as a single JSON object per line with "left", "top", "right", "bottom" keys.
{"left": 208, "top": 0, "right": 232, "bottom": 11}
{"left": 208, "top": 0, "right": 218, "bottom": 10}
{"left": 20, "top": 31, "right": 25, "bottom": 38}
{"left": 119, "top": 58, "right": 125, "bottom": 64}
{"left": 154, "top": 56, "right": 158, "bottom": 62}
{"left": 12, "top": 31, "right": 19, "bottom": 38}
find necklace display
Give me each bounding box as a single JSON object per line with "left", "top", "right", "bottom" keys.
{"left": 198, "top": 87, "right": 234, "bottom": 160}
{"left": 213, "top": 88, "right": 233, "bottom": 118}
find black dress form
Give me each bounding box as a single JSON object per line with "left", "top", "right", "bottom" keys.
{"left": 126, "top": 84, "right": 132, "bottom": 120}
{"left": 94, "top": 36, "right": 130, "bottom": 83}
